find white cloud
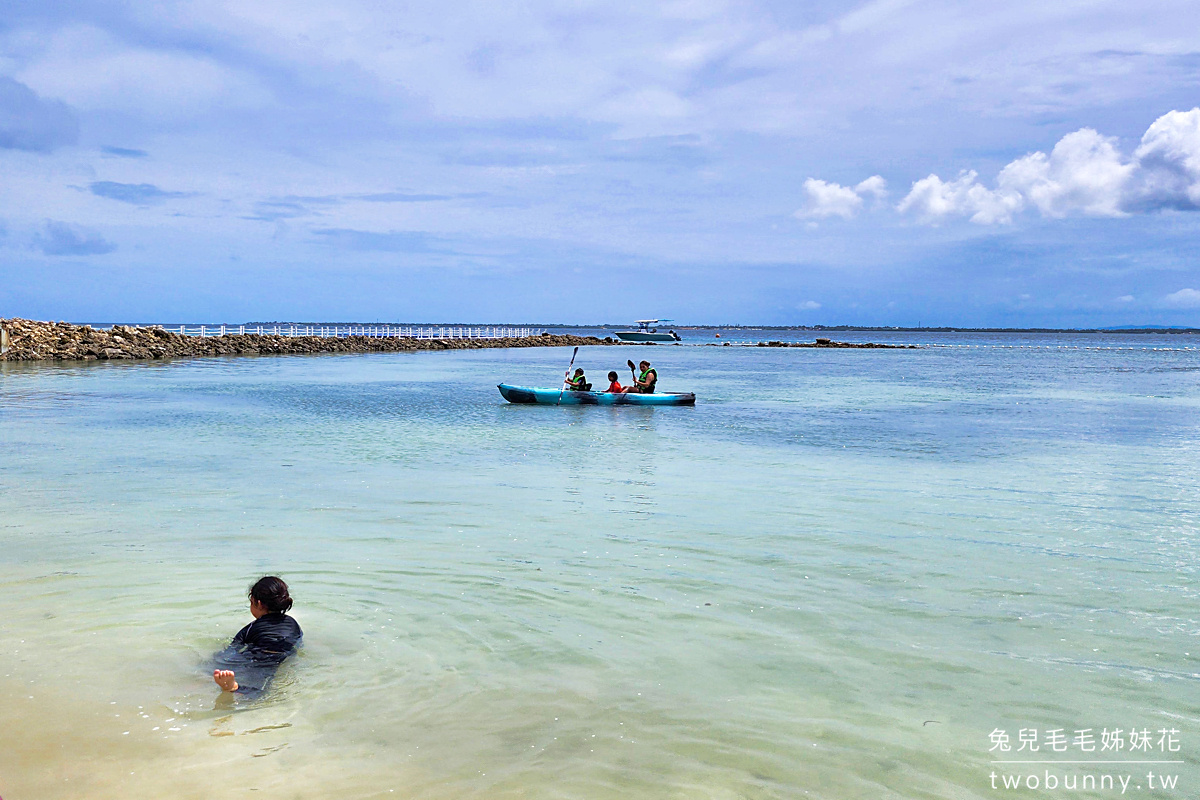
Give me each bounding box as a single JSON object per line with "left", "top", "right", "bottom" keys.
{"left": 854, "top": 175, "right": 888, "bottom": 201}
{"left": 895, "top": 170, "right": 1022, "bottom": 224}
{"left": 888, "top": 108, "right": 1200, "bottom": 224}
{"left": 997, "top": 128, "right": 1132, "bottom": 218}
{"left": 16, "top": 25, "right": 270, "bottom": 117}
{"left": 794, "top": 174, "right": 886, "bottom": 220}
{"left": 1117, "top": 295, "right": 1134, "bottom": 303}
{"left": 798, "top": 300, "right": 821, "bottom": 310}
{"left": 1163, "top": 288, "right": 1200, "bottom": 308}
{"left": 1129, "top": 108, "right": 1200, "bottom": 211}
{"left": 896, "top": 129, "right": 1129, "bottom": 224}
{"left": 795, "top": 178, "right": 862, "bottom": 219}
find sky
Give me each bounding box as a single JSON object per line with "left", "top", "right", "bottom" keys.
{"left": 2, "top": 0, "right": 1200, "bottom": 326}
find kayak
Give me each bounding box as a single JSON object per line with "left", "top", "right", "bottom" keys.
{"left": 498, "top": 384, "right": 695, "bottom": 406}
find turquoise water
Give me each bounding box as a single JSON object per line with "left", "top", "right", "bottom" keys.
{"left": 2, "top": 338, "right": 1199, "bottom": 798}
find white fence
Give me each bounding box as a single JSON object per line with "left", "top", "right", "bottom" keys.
{"left": 160, "top": 325, "right": 540, "bottom": 339}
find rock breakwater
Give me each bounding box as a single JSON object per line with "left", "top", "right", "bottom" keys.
{"left": 0, "top": 319, "right": 614, "bottom": 362}
{"left": 752, "top": 337, "right": 916, "bottom": 349}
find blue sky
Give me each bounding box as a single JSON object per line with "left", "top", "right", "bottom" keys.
{"left": 2, "top": 0, "right": 1199, "bottom": 326}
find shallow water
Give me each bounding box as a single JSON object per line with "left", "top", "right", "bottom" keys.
{"left": 2, "top": 337, "right": 1199, "bottom": 798}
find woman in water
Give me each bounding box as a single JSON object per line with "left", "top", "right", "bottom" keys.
{"left": 213, "top": 576, "right": 303, "bottom": 697}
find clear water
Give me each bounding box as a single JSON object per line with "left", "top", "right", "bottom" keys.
{"left": 2, "top": 337, "right": 1199, "bottom": 799}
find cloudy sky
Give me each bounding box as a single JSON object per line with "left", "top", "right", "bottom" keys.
{"left": 2, "top": 0, "right": 1199, "bottom": 325}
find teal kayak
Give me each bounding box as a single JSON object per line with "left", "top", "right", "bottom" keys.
{"left": 498, "top": 384, "right": 695, "bottom": 406}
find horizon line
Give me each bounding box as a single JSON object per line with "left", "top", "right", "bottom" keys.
{"left": 14, "top": 320, "right": 1200, "bottom": 334}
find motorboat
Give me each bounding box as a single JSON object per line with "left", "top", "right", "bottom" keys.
{"left": 614, "top": 320, "right": 681, "bottom": 342}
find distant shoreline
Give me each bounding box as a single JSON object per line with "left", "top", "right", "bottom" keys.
{"left": 559, "top": 325, "right": 1200, "bottom": 334}
{"left": 52, "top": 322, "right": 1200, "bottom": 335}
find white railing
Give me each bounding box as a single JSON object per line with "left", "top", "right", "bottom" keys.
{"left": 161, "top": 325, "right": 539, "bottom": 340}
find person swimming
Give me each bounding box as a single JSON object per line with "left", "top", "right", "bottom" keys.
{"left": 212, "top": 576, "right": 302, "bottom": 698}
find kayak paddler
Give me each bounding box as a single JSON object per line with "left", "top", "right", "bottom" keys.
{"left": 565, "top": 368, "right": 591, "bottom": 391}
{"left": 631, "top": 360, "right": 657, "bottom": 393}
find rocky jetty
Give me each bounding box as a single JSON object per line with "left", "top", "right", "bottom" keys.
{"left": 754, "top": 337, "right": 916, "bottom": 349}
{"left": 0, "top": 318, "right": 614, "bottom": 362}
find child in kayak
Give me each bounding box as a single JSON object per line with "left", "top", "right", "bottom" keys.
{"left": 213, "top": 576, "right": 303, "bottom": 698}
{"left": 565, "top": 368, "right": 591, "bottom": 391}
{"left": 605, "top": 371, "right": 626, "bottom": 393}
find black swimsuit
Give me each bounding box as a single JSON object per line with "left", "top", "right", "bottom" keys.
{"left": 214, "top": 612, "right": 303, "bottom": 697}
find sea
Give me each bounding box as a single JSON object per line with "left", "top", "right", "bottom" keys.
{"left": 1, "top": 329, "right": 1198, "bottom": 799}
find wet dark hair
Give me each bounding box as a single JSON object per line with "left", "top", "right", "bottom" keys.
{"left": 607, "top": 371, "right": 618, "bottom": 380}
{"left": 248, "top": 576, "right": 293, "bottom": 614}
{"left": 573, "top": 368, "right": 584, "bottom": 375}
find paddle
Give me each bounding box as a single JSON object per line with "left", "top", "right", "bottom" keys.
{"left": 627, "top": 359, "right": 637, "bottom": 389}
{"left": 557, "top": 346, "right": 580, "bottom": 406}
